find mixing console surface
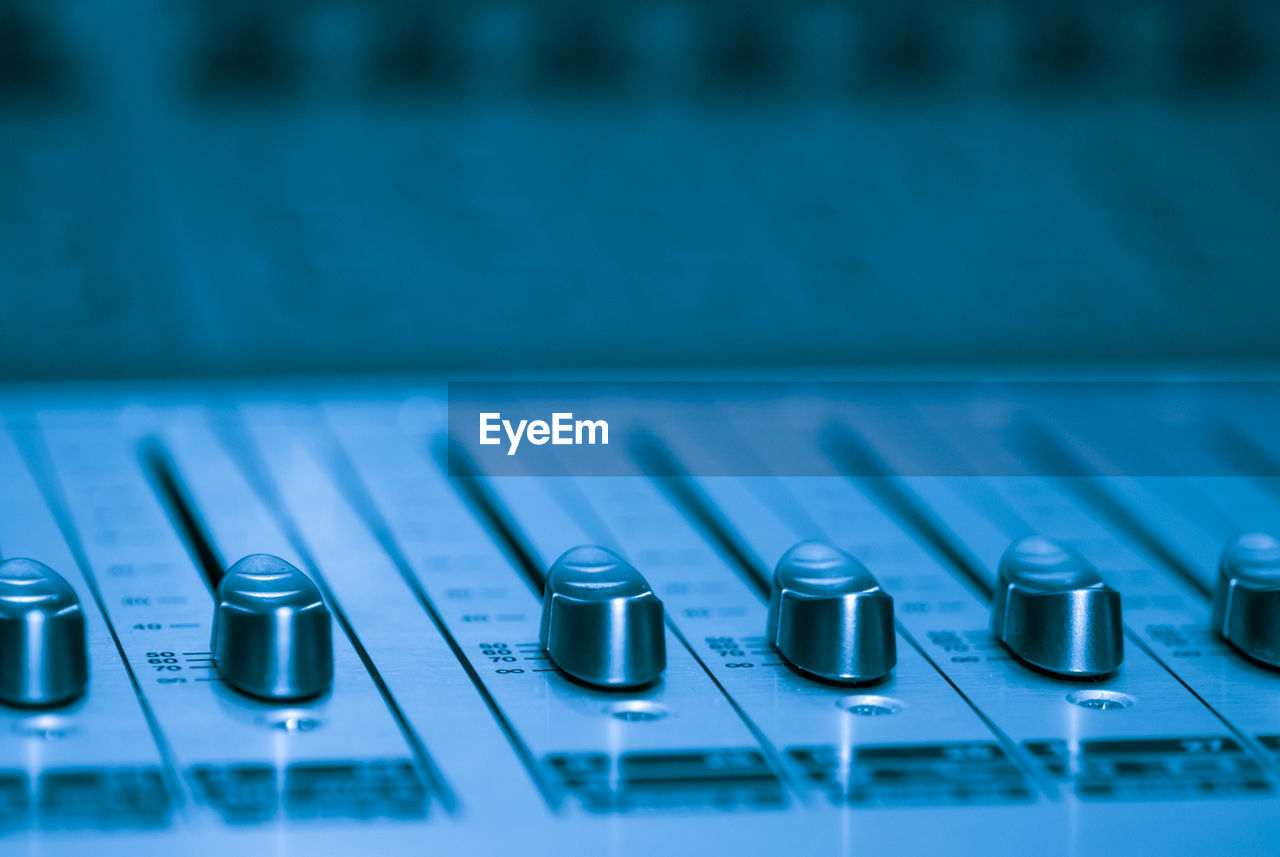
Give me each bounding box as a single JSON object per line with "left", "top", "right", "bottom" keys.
{"left": 2, "top": 378, "right": 1280, "bottom": 855}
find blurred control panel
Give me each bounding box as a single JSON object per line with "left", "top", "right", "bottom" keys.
{"left": 1, "top": 0, "right": 1279, "bottom": 378}
{"left": 3, "top": 378, "right": 1280, "bottom": 855}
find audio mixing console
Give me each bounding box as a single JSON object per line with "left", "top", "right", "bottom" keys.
{"left": 2, "top": 379, "right": 1280, "bottom": 855}
{"left": 4, "top": 0, "right": 1280, "bottom": 855}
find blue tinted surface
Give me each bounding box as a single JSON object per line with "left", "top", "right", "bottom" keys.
{"left": 0, "top": 0, "right": 1278, "bottom": 376}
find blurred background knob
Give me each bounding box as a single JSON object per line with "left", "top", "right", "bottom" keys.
{"left": 1214, "top": 532, "right": 1280, "bottom": 667}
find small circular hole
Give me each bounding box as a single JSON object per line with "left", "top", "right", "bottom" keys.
{"left": 13, "top": 715, "right": 76, "bottom": 741}
{"left": 258, "top": 711, "right": 323, "bottom": 732}
{"left": 1066, "top": 690, "right": 1135, "bottom": 710}
{"left": 837, "top": 695, "right": 906, "bottom": 716}
{"left": 605, "top": 701, "right": 670, "bottom": 722}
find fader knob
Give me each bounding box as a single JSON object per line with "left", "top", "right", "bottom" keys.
{"left": 213, "top": 554, "right": 333, "bottom": 701}
{"left": 767, "top": 541, "right": 896, "bottom": 683}
{"left": 1214, "top": 532, "right": 1280, "bottom": 667}
{"left": 0, "top": 558, "right": 88, "bottom": 707}
{"left": 992, "top": 536, "right": 1123, "bottom": 678}
{"left": 540, "top": 546, "right": 666, "bottom": 689}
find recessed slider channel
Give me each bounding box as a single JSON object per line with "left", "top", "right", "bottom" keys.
{"left": 993, "top": 536, "right": 1123, "bottom": 679}
{"left": 541, "top": 546, "right": 666, "bottom": 689}
{"left": 435, "top": 437, "right": 547, "bottom": 593}
{"left": 439, "top": 440, "right": 668, "bottom": 689}
{"left": 139, "top": 439, "right": 226, "bottom": 592}
{"left": 213, "top": 554, "right": 334, "bottom": 701}
{"left": 1214, "top": 532, "right": 1280, "bottom": 668}
{"left": 0, "top": 558, "right": 89, "bottom": 707}
{"left": 141, "top": 439, "right": 334, "bottom": 701}
{"left": 767, "top": 541, "right": 896, "bottom": 684}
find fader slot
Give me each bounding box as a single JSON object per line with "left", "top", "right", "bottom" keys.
{"left": 0, "top": 421, "right": 176, "bottom": 830}
{"left": 1040, "top": 398, "right": 1280, "bottom": 592}
{"left": 1020, "top": 400, "right": 1280, "bottom": 767}
{"left": 629, "top": 432, "right": 772, "bottom": 599}
{"left": 713, "top": 396, "right": 1275, "bottom": 803}
{"left": 454, "top": 467, "right": 810, "bottom": 806}
{"left": 324, "top": 400, "right": 790, "bottom": 814}
{"left": 36, "top": 408, "right": 428, "bottom": 824}
{"left": 1003, "top": 414, "right": 1213, "bottom": 599}
{"left": 138, "top": 439, "right": 226, "bottom": 593}
{"left": 149, "top": 407, "right": 444, "bottom": 819}
{"left": 235, "top": 400, "right": 546, "bottom": 818}
{"left": 829, "top": 394, "right": 1280, "bottom": 792}
{"left": 472, "top": 407, "right": 1042, "bottom": 809}
{"left": 437, "top": 437, "right": 549, "bottom": 595}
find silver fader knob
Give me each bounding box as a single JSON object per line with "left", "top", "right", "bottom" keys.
{"left": 992, "top": 536, "right": 1123, "bottom": 678}
{"left": 0, "top": 558, "right": 88, "bottom": 707}
{"left": 1214, "top": 532, "right": 1280, "bottom": 667}
{"left": 540, "top": 546, "right": 666, "bottom": 689}
{"left": 766, "top": 541, "right": 896, "bottom": 683}
{"left": 213, "top": 554, "right": 333, "bottom": 701}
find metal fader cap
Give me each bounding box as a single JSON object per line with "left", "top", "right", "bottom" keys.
{"left": 0, "top": 558, "right": 89, "bottom": 707}
{"left": 1214, "top": 532, "right": 1280, "bottom": 668}
{"left": 767, "top": 541, "right": 896, "bottom": 683}
{"left": 213, "top": 554, "right": 334, "bottom": 701}
{"left": 992, "top": 535, "right": 1123, "bottom": 678}
{"left": 540, "top": 546, "right": 666, "bottom": 689}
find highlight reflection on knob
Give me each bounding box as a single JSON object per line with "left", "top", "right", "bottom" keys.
{"left": 213, "top": 554, "right": 333, "bottom": 701}
{"left": 767, "top": 541, "right": 896, "bottom": 683}
{"left": 1214, "top": 532, "right": 1280, "bottom": 668}
{"left": 0, "top": 558, "right": 89, "bottom": 707}
{"left": 992, "top": 536, "right": 1123, "bottom": 678}
{"left": 540, "top": 546, "right": 666, "bottom": 689}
